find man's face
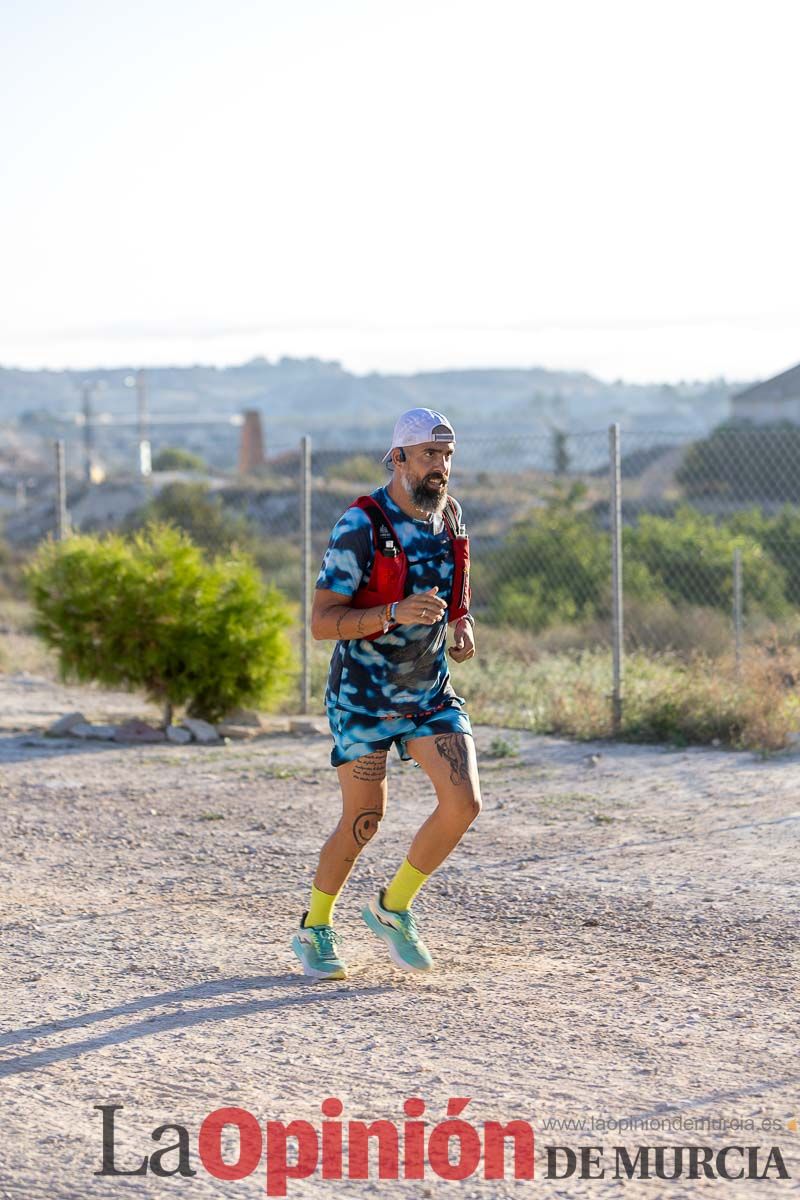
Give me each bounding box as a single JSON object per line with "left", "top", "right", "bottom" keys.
{"left": 397, "top": 440, "right": 454, "bottom": 513}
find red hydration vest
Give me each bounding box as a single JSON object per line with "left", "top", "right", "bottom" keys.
{"left": 349, "top": 493, "right": 471, "bottom": 641}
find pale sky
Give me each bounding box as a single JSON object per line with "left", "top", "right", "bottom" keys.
{"left": 1, "top": 0, "right": 798, "bottom": 383}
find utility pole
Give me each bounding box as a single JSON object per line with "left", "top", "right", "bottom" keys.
{"left": 81, "top": 381, "right": 95, "bottom": 482}
{"left": 136, "top": 369, "right": 152, "bottom": 477}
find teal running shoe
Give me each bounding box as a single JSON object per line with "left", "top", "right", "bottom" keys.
{"left": 361, "top": 890, "right": 433, "bottom": 972}
{"left": 291, "top": 914, "right": 347, "bottom": 980}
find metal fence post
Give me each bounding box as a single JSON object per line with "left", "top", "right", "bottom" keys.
{"left": 300, "top": 435, "right": 312, "bottom": 713}
{"left": 55, "top": 439, "right": 69, "bottom": 541}
{"left": 609, "top": 423, "right": 624, "bottom": 734}
{"left": 733, "top": 547, "right": 743, "bottom": 674}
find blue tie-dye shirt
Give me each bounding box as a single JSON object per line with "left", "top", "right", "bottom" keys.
{"left": 316, "top": 486, "right": 464, "bottom": 718}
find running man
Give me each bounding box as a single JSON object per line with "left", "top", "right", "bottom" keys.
{"left": 291, "top": 408, "right": 481, "bottom": 979}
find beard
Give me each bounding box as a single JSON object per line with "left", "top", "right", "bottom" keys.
{"left": 401, "top": 470, "right": 448, "bottom": 514}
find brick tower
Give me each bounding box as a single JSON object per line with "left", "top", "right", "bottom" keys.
{"left": 238, "top": 409, "right": 266, "bottom": 474}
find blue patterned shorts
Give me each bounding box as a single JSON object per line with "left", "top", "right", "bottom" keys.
{"left": 327, "top": 699, "right": 473, "bottom": 768}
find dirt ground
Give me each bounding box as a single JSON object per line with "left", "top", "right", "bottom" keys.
{"left": 0, "top": 671, "right": 798, "bottom": 1199}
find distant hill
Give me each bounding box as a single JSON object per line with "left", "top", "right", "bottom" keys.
{"left": 1, "top": 356, "right": 741, "bottom": 473}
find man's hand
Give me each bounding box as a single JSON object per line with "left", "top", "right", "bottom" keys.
{"left": 448, "top": 616, "right": 475, "bottom": 662}
{"left": 395, "top": 587, "right": 447, "bottom": 627}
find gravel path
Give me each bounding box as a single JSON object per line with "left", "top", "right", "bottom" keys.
{"left": 0, "top": 673, "right": 798, "bottom": 1198}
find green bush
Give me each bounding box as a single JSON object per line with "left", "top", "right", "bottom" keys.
{"left": 624, "top": 506, "right": 789, "bottom": 617}
{"left": 326, "top": 454, "right": 386, "bottom": 486}
{"left": 481, "top": 486, "right": 655, "bottom": 631}
{"left": 151, "top": 447, "right": 208, "bottom": 472}
{"left": 127, "top": 481, "right": 301, "bottom": 598}
{"left": 25, "top": 524, "right": 295, "bottom": 722}
{"left": 726, "top": 505, "right": 800, "bottom": 606}
{"left": 129, "top": 482, "right": 256, "bottom": 558}
{"left": 476, "top": 485, "right": 798, "bottom": 632}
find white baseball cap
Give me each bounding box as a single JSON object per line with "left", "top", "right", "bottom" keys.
{"left": 382, "top": 407, "right": 456, "bottom": 468}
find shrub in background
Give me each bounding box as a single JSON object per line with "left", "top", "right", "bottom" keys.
{"left": 480, "top": 485, "right": 659, "bottom": 632}
{"left": 727, "top": 505, "right": 800, "bottom": 606}
{"left": 128, "top": 482, "right": 257, "bottom": 559}
{"left": 624, "top": 506, "right": 789, "bottom": 617}
{"left": 25, "top": 523, "right": 294, "bottom": 723}
{"left": 151, "top": 447, "right": 208, "bottom": 472}
{"left": 325, "top": 454, "right": 386, "bottom": 487}
{"left": 127, "top": 481, "right": 302, "bottom": 600}
{"left": 483, "top": 496, "right": 614, "bottom": 631}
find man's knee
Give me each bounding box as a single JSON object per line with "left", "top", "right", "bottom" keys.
{"left": 332, "top": 806, "right": 383, "bottom": 861}
{"left": 351, "top": 807, "right": 383, "bottom": 847}
{"left": 461, "top": 788, "right": 482, "bottom": 825}
{"left": 437, "top": 784, "right": 481, "bottom": 826}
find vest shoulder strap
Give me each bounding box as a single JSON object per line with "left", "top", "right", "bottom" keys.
{"left": 442, "top": 495, "right": 463, "bottom": 539}
{"left": 351, "top": 495, "right": 401, "bottom": 556}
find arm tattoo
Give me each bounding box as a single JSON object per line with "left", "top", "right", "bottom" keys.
{"left": 352, "top": 752, "right": 387, "bottom": 781}
{"left": 434, "top": 733, "right": 471, "bottom": 785}
{"left": 335, "top": 610, "right": 347, "bottom": 640}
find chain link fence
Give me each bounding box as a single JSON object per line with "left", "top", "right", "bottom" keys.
{"left": 12, "top": 423, "right": 800, "bottom": 719}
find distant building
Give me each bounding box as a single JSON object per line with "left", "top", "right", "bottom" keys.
{"left": 732, "top": 361, "right": 800, "bottom": 425}
{"left": 238, "top": 409, "right": 267, "bottom": 473}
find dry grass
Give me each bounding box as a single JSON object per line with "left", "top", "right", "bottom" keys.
{"left": 450, "top": 626, "right": 800, "bottom": 752}
{"left": 5, "top": 599, "right": 800, "bottom": 752}
{"left": 0, "top": 599, "right": 60, "bottom": 678}
{"left": 506, "top": 599, "right": 736, "bottom": 660}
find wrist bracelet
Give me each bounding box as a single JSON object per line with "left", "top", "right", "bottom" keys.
{"left": 389, "top": 601, "right": 399, "bottom": 623}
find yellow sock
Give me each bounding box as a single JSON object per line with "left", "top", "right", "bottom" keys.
{"left": 383, "top": 858, "right": 430, "bottom": 912}
{"left": 305, "top": 884, "right": 339, "bottom": 928}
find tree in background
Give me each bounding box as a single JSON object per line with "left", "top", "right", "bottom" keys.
{"left": 481, "top": 484, "right": 618, "bottom": 631}
{"left": 625, "top": 507, "right": 789, "bottom": 618}
{"left": 151, "top": 447, "right": 208, "bottom": 472}
{"left": 324, "top": 454, "right": 387, "bottom": 487}
{"left": 551, "top": 428, "right": 570, "bottom": 477}
{"left": 726, "top": 506, "right": 800, "bottom": 607}
{"left": 127, "top": 481, "right": 301, "bottom": 599}
{"left": 25, "top": 524, "right": 295, "bottom": 724}
{"left": 478, "top": 484, "right": 795, "bottom": 632}
{"left": 129, "top": 482, "right": 256, "bottom": 558}
{"left": 677, "top": 422, "right": 800, "bottom": 502}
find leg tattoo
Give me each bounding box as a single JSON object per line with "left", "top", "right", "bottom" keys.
{"left": 352, "top": 751, "right": 387, "bottom": 782}
{"left": 352, "top": 810, "right": 382, "bottom": 846}
{"left": 434, "top": 733, "right": 471, "bottom": 786}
